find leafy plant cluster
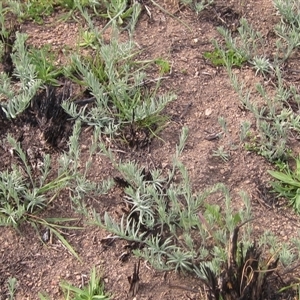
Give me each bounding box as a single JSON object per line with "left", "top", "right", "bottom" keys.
{"left": 7, "top": 267, "right": 110, "bottom": 300}
{"left": 180, "top": 0, "right": 214, "bottom": 14}
{"left": 87, "top": 128, "right": 300, "bottom": 300}
{"left": 62, "top": 38, "right": 175, "bottom": 134}
{"left": 0, "top": 5, "right": 173, "bottom": 137}
{"left": 0, "top": 120, "right": 113, "bottom": 259}
{"left": 1, "top": 0, "right": 300, "bottom": 299}
{"left": 3, "top": 0, "right": 141, "bottom": 26}
{"left": 205, "top": 1, "right": 300, "bottom": 163}
{"left": 269, "top": 156, "right": 300, "bottom": 213}
{"left": 59, "top": 267, "right": 110, "bottom": 300}
{"left": 93, "top": 129, "right": 249, "bottom": 274}
{"left": 205, "top": 0, "right": 300, "bottom": 218}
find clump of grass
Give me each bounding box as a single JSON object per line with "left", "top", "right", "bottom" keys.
{"left": 63, "top": 27, "right": 175, "bottom": 137}
{"left": 60, "top": 267, "right": 110, "bottom": 300}
{"left": 268, "top": 156, "right": 300, "bottom": 213}
{"left": 28, "top": 45, "right": 64, "bottom": 85}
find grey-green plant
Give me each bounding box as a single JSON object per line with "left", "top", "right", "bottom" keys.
{"left": 240, "top": 120, "right": 251, "bottom": 142}
{"left": 58, "top": 121, "right": 114, "bottom": 213}
{"left": 3, "top": 0, "right": 26, "bottom": 20}
{"left": 259, "top": 229, "right": 300, "bottom": 268}
{"left": 0, "top": 32, "right": 42, "bottom": 119}
{"left": 60, "top": 266, "right": 110, "bottom": 300}
{"left": 92, "top": 128, "right": 252, "bottom": 276}
{"left": 251, "top": 56, "right": 273, "bottom": 76}
{"left": 0, "top": 134, "right": 85, "bottom": 258}
{"left": 273, "top": 0, "right": 300, "bottom": 60}
{"left": 7, "top": 277, "right": 17, "bottom": 300}
{"left": 0, "top": 3, "right": 10, "bottom": 41}
{"left": 0, "top": 135, "right": 72, "bottom": 226}
{"left": 63, "top": 30, "right": 175, "bottom": 135}
{"left": 231, "top": 66, "right": 300, "bottom": 162}
{"left": 5, "top": 0, "right": 58, "bottom": 23}
{"left": 212, "top": 9, "right": 300, "bottom": 162}
{"left": 212, "top": 145, "right": 230, "bottom": 162}
{"left": 179, "top": 0, "right": 214, "bottom": 14}
{"left": 74, "top": 0, "right": 141, "bottom": 33}
{"left": 215, "top": 19, "right": 261, "bottom": 63}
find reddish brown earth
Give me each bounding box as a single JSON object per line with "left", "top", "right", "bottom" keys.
{"left": 1, "top": 0, "right": 300, "bottom": 299}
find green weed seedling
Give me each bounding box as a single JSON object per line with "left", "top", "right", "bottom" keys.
{"left": 60, "top": 267, "right": 109, "bottom": 300}
{"left": 29, "top": 45, "right": 64, "bottom": 85}
{"left": 204, "top": 47, "right": 247, "bottom": 67}
{"left": 79, "top": 30, "right": 97, "bottom": 49}
{"left": 155, "top": 58, "right": 171, "bottom": 75}
{"left": 268, "top": 156, "right": 300, "bottom": 214}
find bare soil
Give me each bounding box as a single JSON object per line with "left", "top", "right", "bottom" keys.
{"left": 1, "top": 0, "right": 300, "bottom": 299}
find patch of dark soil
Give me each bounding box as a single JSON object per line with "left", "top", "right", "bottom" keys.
{"left": 30, "top": 83, "right": 74, "bottom": 148}
{"left": 202, "top": 3, "right": 241, "bottom": 31}
{"left": 116, "top": 121, "right": 155, "bottom": 151}
{"left": 0, "top": 81, "right": 76, "bottom": 173}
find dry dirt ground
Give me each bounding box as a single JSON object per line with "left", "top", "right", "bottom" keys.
{"left": 1, "top": 0, "right": 300, "bottom": 299}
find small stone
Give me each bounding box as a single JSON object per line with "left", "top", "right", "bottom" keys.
{"left": 205, "top": 108, "right": 212, "bottom": 116}
{"left": 76, "top": 275, "right": 81, "bottom": 281}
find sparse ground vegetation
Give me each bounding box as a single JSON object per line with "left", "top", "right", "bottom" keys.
{"left": 1, "top": 0, "right": 300, "bottom": 299}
